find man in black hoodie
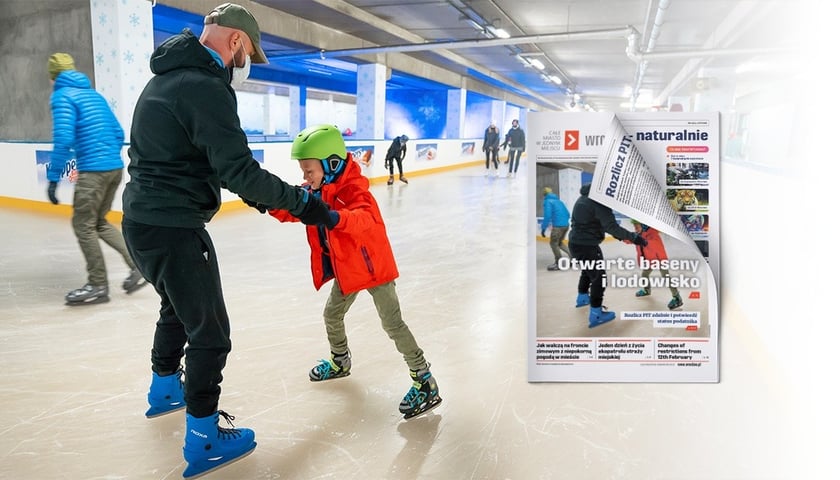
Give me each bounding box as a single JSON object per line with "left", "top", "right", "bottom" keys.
{"left": 121, "top": 4, "right": 333, "bottom": 478}
{"left": 568, "top": 183, "right": 647, "bottom": 328}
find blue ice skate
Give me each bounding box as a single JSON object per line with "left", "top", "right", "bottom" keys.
{"left": 182, "top": 411, "right": 256, "bottom": 479}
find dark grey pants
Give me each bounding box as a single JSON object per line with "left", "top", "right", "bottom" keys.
{"left": 72, "top": 169, "right": 135, "bottom": 286}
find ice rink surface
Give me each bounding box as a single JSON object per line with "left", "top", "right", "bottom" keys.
{"left": 0, "top": 163, "right": 831, "bottom": 479}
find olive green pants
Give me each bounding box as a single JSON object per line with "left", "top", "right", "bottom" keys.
{"left": 322, "top": 280, "right": 427, "bottom": 371}
{"left": 72, "top": 169, "right": 136, "bottom": 286}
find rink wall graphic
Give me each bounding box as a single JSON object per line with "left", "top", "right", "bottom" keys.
{"left": 0, "top": 138, "right": 491, "bottom": 217}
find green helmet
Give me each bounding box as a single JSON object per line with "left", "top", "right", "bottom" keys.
{"left": 291, "top": 124, "right": 348, "bottom": 184}
{"left": 291, "top": 124, "right": 347, "bottom": 160}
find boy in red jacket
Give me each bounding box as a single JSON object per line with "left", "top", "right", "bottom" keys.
{"left": 265, "top": 124, "right": 442, "bottom": 420}
{"left": 629, "top": 220, "right": 683, "bottom": 310}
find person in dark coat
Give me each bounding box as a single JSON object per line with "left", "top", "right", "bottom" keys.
{"left": 482, "top": 121, "right": 500, "bottom": 177}
{"left": 120, "top": 4, "right": 332, "bottom": 478}
{"left": 501, "top": 118, "right": 526, "bottom": 178}
{"left": 385, "top": 134, "right": 409, "bottom": 185}
{"left": 568, "top": 183, "right": 647, "bottom": 327}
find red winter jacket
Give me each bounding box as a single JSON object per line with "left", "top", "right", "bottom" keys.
{"left": 268, "top": 157, "right": 399, "bottom": 295}
{"left": 635, "top": 226, "right": 669, "bottom": 262}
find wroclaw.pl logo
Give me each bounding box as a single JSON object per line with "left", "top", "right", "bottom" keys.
{"left": 564, "top": 130, "right": 579, "bottom": 150}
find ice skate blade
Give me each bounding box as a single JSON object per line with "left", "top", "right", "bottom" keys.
{"left": 65, "top": 296, "right": 110, "bottom": 306}
{"left": 403, "top": 396, "right": 443, "bottom": 420}
{"left": 145, "top": 403, "right": 186, "bottom": 418}
{"left": 183, "top": 442, "right": 257, "bottom": 479}
{"left": 309, "top": 371, "right": 351, "bottom": 382}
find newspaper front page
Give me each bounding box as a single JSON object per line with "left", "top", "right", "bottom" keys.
{"left": 528, "top": 112, "right": 719, "bottom": 382}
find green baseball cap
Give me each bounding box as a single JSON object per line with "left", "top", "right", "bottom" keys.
{"left": 204, "top": 3, "right": 268, "bottom": 64}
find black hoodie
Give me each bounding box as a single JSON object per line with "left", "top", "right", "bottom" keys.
{"left": 123, "top": 29, "right": 306, "bottom": 228}
{"left": 568, "top": 183, "right": 636, "bottom": 246}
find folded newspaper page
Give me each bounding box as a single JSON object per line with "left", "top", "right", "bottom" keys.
{"left": 528, "top": 112, "right": 719, "bottom": 382}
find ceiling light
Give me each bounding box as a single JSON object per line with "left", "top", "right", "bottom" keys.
{"left": 491, "top": 27, "right": 510, "bottom": 39}
{"left": 548, "top": 75, "right": 562, "bottom": 85}
{"left": 529, "top": 59, "right": 545, "bottom": 70}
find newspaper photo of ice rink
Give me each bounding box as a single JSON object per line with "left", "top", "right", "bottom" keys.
{"left": 527, "top": 112, "right": 719, "bottom": 382}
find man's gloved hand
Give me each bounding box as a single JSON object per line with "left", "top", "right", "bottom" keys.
{"left": 294, "top": 194, "right": 332, "bottom": 226}
{"left": 47, "top": 181, "right": 59, "bottom": 204}
{"left": 540, "top": 229, "right": 546, "bottom": 238}
{"left": 631, "top": 233, "right": 648, "bottom": 247}
{"left": 239, "top": 195, "right": 267, "bottom": 214}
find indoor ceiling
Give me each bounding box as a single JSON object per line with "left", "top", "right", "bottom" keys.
{"left": 159, "top": 0, "right": 804, "bottom": 112}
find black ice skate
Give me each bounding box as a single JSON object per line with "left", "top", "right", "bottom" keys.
{"left": 668, "top": 293, "right": 683, "bottom": 310}
{"left": 309, "top": 350, "right": 351, "bottom": 381}
{"left": 123, "top": 269, "right": 147, "bottom": 294}
{"left": 65, "top": 284, "right": 109, "bottom": 306}
{"left": 399, "top": 365, "right": 442, "bottom": 420}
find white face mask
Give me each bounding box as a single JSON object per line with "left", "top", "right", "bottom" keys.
{"left": 229, "top": 44, "right": 251, "bottom": 88}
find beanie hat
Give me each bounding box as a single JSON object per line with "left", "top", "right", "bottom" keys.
{"left": 48, "top": 53, "right": 75, "bottom": 80}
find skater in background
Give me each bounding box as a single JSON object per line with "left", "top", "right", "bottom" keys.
{"left": 385, "top": 134, "right": 409, "bottom": 185}
{"left": 265, "top": 124, "right": 442, "bottom": 420}
{"left": 501, "top": 118, "right": 525, "bottom": 178}
{"left": 568, "top": 183, "right": 647, "bottom": 328}
{"left": 121, "top": 4, "right": 332, "bottom": 478}
{"left": 45, "top": 52, "right": 145, "bottom": 305}
{"left": 627, "top": 220, "right": 683, "bottom": 310}
{"left": 540, "top": 187, "right": 570, "bottom": 270}
{"left": 482, "top": 120, "right": 500, "bottom": 177}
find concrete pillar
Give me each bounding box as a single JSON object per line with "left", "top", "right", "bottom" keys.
{"left": 491, "top": 100, "right": 505, "bottom": 127}
{"left": 88, "top": 0, "right": 154, "bottom": 134}
{"left": 446, "top": 88, "right": 466, "bottom": 139}
{"left": 263, "top": 86, "right": 276, "bottom": 136}
{"left": 356, "top": 63, "right": 386, "bottom": 140}
{"left": 289, "top": 85, "right": 305, "bottom": 137}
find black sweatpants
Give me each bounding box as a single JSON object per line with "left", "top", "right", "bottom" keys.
{"left": 568, "top": 242, "right": 606, "bottom": 308}
{"left": 122, "top": 218, "right": 231, "bottom": 418}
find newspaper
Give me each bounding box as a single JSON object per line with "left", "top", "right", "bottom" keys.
{"left": 527, "top": 112, "right": 719, "bottom": 382}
